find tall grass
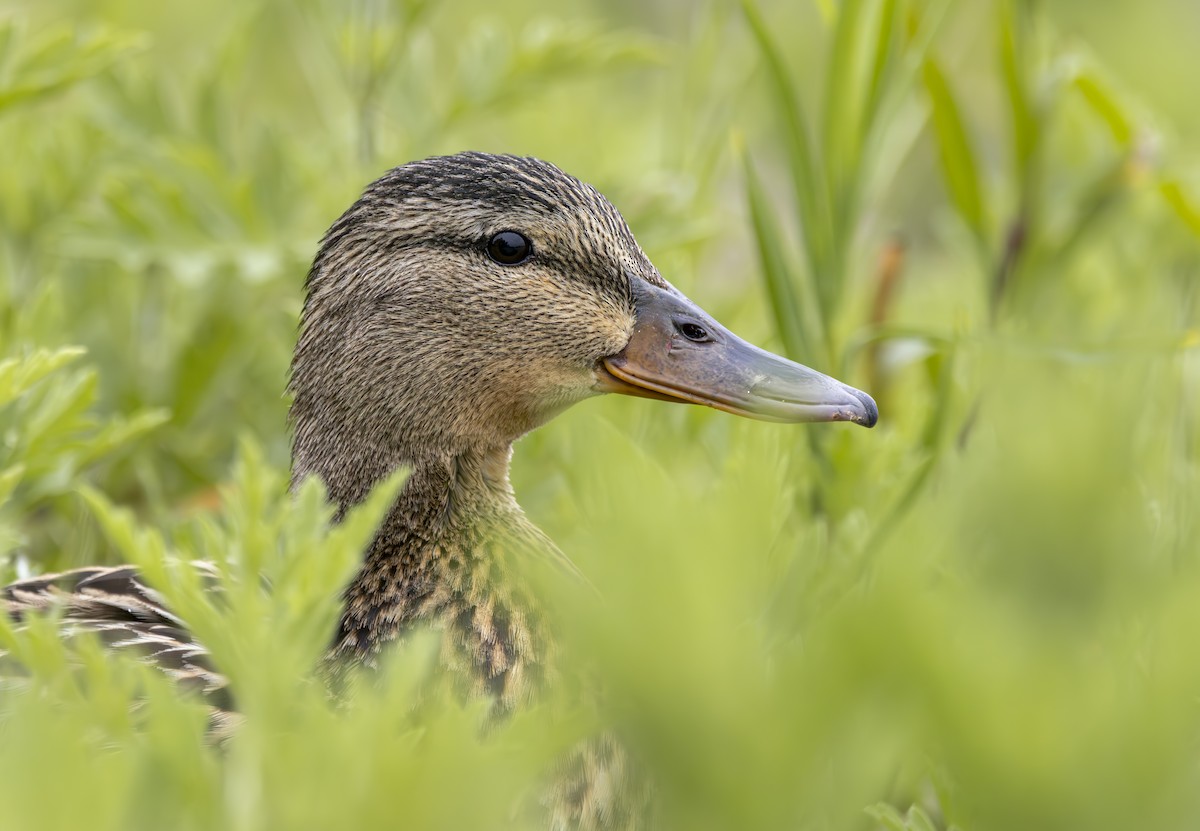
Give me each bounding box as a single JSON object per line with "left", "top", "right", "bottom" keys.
{"left": 2, "top": 1, "right": 1200, "bottom": 829}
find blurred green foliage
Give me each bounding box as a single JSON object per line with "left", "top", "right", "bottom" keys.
{"left": 1, "top": 0, "right": 1199, "bottom": 829}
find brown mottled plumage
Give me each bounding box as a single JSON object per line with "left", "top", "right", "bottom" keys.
{"left": 3, "top": 152, "right": 877, "bottom": 829}
{"left": 290, "top": 154, "right": 662, "bottom": 717}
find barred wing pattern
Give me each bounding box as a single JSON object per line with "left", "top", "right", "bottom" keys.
{"left": 2, "top": 564, "right": 231, "bottom": 710}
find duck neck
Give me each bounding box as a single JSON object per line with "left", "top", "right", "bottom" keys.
{"left": 326, "top": 441, "right": 541, "bottom": 656}
{"left": 371, "top": 443, "right": 521, "bottom": 532}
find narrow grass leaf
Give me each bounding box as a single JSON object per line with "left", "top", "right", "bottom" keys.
{"left": 820, "top": 0, "right": 873, "bottom": 315}
{"left": 1072, "top": 68, "right": 1134, "bottom": 147}
{"left": 922, "top": 57, "right": 987, "bottom": 246}
{"left": 0, "top": 465, "right": 25, "bottom": 505}
{"left": 823, "top": 0, "right": 866, "bottom": 203}
{"left": 743, "top": 155, "right": 819, "bottom": 363}
{"left": 998, "top": 0, "right": 1038, "bottom": 179}
{"left": 1161, "top": 180, "right": 1200, "bottom": 238}
{"left": 740, "top": 0, "right": 826, "bottom": 279}
{"left": 862, "top": 0, "right": 899, "bottom": 137}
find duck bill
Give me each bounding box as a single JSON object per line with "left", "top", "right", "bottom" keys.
{"left": 595, "top": 281, "right": 878, "bottom": 427}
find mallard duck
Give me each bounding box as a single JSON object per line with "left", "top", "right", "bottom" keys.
{"left": 3, "top": 152, "right": 876, "bottom": 825}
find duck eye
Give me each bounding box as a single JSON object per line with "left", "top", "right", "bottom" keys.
{"left": 678, "top": 322, "right": 710, "bottom": 342}
{"left": 486, "top": 231, "right": 532, "bottom": 266}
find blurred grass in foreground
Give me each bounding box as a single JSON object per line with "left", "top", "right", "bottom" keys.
{"left": 2, "top": 0, "right": 1200, "bottom": 829}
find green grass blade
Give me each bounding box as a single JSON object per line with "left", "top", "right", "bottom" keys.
{"left": 922, "top": 57, "right": 987, "bottom": 248}
{"left": 1161, "top": 180, "right": 1200, "bottom": 238}
{"left": 862, "top": 0, "right": 899, "bottom": 137}
{"left": 998, "top": 0, "right": 1038, "bottom": 181}
{"left": 0, "top": 465, "right": 25, "bottom": 507}
{"left": 819, "top": 0, "right": 872, "bottom": 318}
{"left": 822, "top": 0, "right": 868, "bottom": 207}
{"left": 740, "top": 0, "right": 827, "bottom": 282}
{"left": 743, "top": 155, "right": 818, "bottom": 363}
{"left": 1072, "top": 67, "right": 1134, "bottom": 147}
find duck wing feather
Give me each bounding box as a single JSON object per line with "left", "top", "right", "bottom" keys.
{"left": 2, "top": 564, "right": 232, "bottom": 709}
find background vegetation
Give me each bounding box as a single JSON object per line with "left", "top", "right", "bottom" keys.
{"left": 1, "top": 0, "right": 1199, "bottom": 828}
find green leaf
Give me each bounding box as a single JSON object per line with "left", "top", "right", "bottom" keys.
{"left": 0, "top": 347, "right": 86, "bottom": 409}
{"left": 868, "top": 806, "right": 902, "bottom": 831}
{"left": 866, "top": 803, "right": 940, "bottom": 831}
{"left": 21, "top": 367, "right": 100, "bottom": 457}
{"left": 998, "top": 0, "right": 1038, "bottom": 179}
{"left": 863, "top": 0, "right": 900, "bottom": 135}
{"left": 823, "top": 0, "right": 868, "bottom": 208}
{"left": 740, "top": 0, "right": 826, "bottom": 282}
{"left": 922, "top": 57, "right": 987, "bottom": 246}
{"left": 0, "top": 25, "right": 145, "bottom": 114}
{"left": 906, "top": 806, "right": 939, "bottom": 831}
{"left": 866, "top": 802, "right": 910, "bottom": 831}
{"left": 1160, "top": 180, "right": 1200, "bottom": 238}
{"left": 742, "top": 153, "right": 826, "bottom": 365}
{"left": 75, "top": 408, "right": 171, "bottom": 469}
{"left": 0, "top": 464, "right": 26, "bottom": 506}
{"left": 1072, "top": 67, "right": 1134, "bottom": 147}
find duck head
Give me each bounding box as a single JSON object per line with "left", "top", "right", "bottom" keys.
{"left": 290, "top": 153, "right": 875, "bottom": 499}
